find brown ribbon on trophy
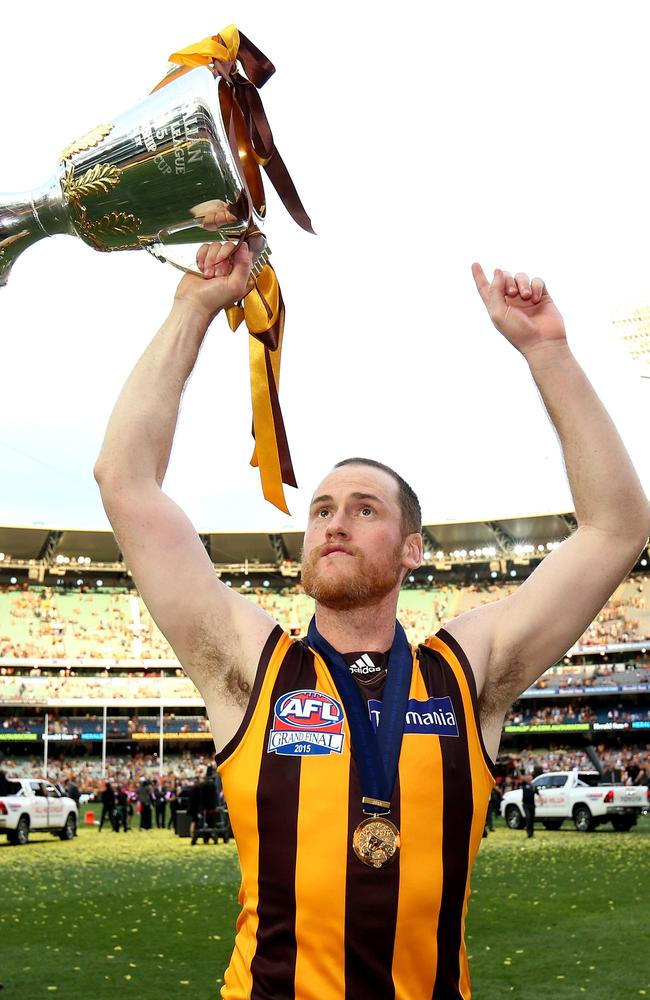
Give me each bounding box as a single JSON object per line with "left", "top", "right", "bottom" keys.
{"left": 152, "top": 26, "right": 313, "bottom": 514}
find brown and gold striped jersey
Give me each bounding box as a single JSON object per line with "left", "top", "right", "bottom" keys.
{"left": 216, "top": 624, "right": 495, "bottom": 1000}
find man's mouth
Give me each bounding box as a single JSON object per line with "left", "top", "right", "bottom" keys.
{"left": 321, "top": 545, "right": 353, "bottom": 557}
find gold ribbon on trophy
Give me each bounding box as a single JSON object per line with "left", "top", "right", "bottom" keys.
{"left": 153, "top": 26, "right": 314, "bottom": 514}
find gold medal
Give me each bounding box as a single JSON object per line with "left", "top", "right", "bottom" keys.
{"left": 353, "top": 816, "right": 400, "bottom": 868}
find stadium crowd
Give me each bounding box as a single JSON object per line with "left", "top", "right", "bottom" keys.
{"left": 1, "top": 660, "right": 648, "bottom": 704}
{"left": 0, "top": 663, "right": 650, "bottom": 705}
{"left": 1, "top": 576, "right": 649, "bottom": 661}
{"left": 0, "top": 671, "right": 199, "bottom": 702}
{"left": 505, "top": 703, "right": 650, "bottom": 725}
{"left": 499, "top": 746, "right": 650, "bottom": 788}
{"left": 1, "top": 713, "right": 211, "bottom": 735}
{"left": 2, "top": 702, "right": 649, "bottom": 737}
{"left": 2, "top": 746, "right": 648, "bottom": 800}
{"left": 2, "top": 577, "right": 649, "bottom": 819}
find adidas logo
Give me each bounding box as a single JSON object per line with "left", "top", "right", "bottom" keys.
{"left": 349, "top": 653, "right": 382, "bottom": 676}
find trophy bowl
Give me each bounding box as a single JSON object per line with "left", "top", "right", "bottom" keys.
{"left": 0, "top": 66, "right": 266, "bottom": 287}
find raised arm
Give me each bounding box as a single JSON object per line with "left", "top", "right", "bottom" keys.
{"left": 447, "top": 265, "right": 649, "bottom": 740}
{"left": 94, "top": 228, "right": 276, "bottom": 714}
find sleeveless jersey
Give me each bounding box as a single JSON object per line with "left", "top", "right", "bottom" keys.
{"left": 216, "top": 625, "right": 496, "bottom": 1000}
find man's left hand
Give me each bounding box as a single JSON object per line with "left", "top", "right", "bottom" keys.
{"left": 471, "top": 263, "right": 567, "bottom": 358}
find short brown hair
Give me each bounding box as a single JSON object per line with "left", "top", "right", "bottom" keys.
{"left": 334, "top": 458, "right": 422, "bottom": 536}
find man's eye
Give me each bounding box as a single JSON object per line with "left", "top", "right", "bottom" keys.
{"left": 317, "top": 509, "right": 330, "bottom": 518}
{"left": 360, "top": 507, "right": 373, "bottom": 517}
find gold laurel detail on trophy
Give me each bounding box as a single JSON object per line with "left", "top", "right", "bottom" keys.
{"left": 60, "top": 123, "right": 115, "bottom": 162}
{"left": 64, "top": 187, "right": 141, "bottom": 252}
{"left": 62, "top": 162, "right": 123, "bottom": 203}
{"left": 80, "top": 210, "right": 142, "bottom": 252}
{"left": 88, "top": 211, "right": 141, "bottom": 237}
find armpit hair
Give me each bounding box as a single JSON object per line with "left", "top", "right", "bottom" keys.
{"left": 221, "top": 664, "right": 252, "bottom": 709}
{"left": 185, "top": 619, "right": 251, "bottom": 710}
{"left": 478, "top": 649, "right": 526, "bottom": 727}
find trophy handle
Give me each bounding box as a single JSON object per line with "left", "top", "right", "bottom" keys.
{"left": 143, "top": 221, "right": 269, "bottom": 279}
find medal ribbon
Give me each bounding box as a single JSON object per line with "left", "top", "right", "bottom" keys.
{"left": 152, "top": 25, "right": 313, "bottom": 514}
{"left": 307, "top": 617, "right": 413, "bottom": 815}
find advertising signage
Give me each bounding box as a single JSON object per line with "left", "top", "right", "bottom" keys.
{"left": 505, "top": 720, "right": 648, "bottom": 734}
{"left": 504, "top": 723, "right": 591, "bottom": 734}
{"left": 521, "top": 684, "right": 649, "bottom": 698}
{"left": 130, "top": 732, "right": 211, "bottom": 741}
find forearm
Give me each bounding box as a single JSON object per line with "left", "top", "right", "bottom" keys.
{"left": 94, "top": 302, "right": 213, "bottom": 489}
{"left": 526, "top": 340, "right": 649, "bottom": 540}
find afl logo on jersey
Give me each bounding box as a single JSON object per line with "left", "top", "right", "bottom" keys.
{"left": 268, "top": 689, "right": 346, "bottom": 757}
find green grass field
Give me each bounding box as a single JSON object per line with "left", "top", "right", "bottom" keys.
{"left": 1, "top": 812, "right": 648, "bottom": 999}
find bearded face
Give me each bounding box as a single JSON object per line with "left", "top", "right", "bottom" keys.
{"left": 301, "top": 537, "right": 405, "bottom": 611}
{"left": 300, "top": 465, "right": 421, "bottom": 613}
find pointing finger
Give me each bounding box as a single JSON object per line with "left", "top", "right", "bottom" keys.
{"left": 471, "top": 262, "right": 490, "bottom": 305}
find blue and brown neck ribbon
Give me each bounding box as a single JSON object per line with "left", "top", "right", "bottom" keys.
{"left": 153, "top": 25, "right": 314, "bottom": 513}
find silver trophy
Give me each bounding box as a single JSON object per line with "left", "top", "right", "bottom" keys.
{"left": 0, "top": 66, "right": 269, "bottom": 287}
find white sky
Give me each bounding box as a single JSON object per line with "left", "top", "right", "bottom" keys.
{"left": 1, "top": 1, "right": 649, "bottom": 533}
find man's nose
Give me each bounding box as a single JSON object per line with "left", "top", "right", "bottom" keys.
{"left": 325, "top": 512, "right": 351, "bottom": 539}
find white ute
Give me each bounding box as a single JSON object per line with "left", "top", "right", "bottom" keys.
{"left": 0, "top": 778, "right": 78, "bottom": 845}
{"left": 501, "top": 770, "right": 648, "bottom": 833}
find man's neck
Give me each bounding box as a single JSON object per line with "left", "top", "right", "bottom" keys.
{"left": 314, "top": 595, "right": 399, "bottom": 654}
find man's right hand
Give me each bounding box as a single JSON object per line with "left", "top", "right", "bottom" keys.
{"left": 173, "top": 240, "right": 254, "bottom": 325}
{"left": 173, "top": 200, "right": 255, "bottom": 324}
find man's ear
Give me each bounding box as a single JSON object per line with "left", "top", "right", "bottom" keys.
{"left": 403, "top": 532, "right": 423, "bottom": 570}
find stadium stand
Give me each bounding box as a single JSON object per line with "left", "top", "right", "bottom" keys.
{"left": 1, "top": 517, "right": 648, "bottom": 794}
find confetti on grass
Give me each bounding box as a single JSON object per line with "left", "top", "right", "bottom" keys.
{"left": 1, "top": 820, "right": 648, "bottom": 997}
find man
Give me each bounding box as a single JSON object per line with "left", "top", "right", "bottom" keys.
{"left": 98, "top": 779, "right": 115, "bottom": 832}
{"left": 188, "top": 772, "right": 204, "bottom": 845}
{"left": 485, "top": 782, "right": 502, "bottom": 835}
{"left": 151, "top": 778, "right": 166, "bottom": 829}
{"left": 64, "top": 777, "right": 80, "bottom": 810}
{"left": 520, "top": 774, "right": 542, "bottom": 839}
{"left": 0, "top": 764, "right": 20, "bottom": 797}
{"left": 114, "top": 786, "right": 130, "bottom": 833}
{"left": 137, "top": 778, "right": 152, "bottom": 830}
{"left": 94, "top": 230, "right": 648, "bottom": 999}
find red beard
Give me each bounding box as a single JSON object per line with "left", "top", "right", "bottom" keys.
{"left": 301, "top": 542, "right": 404, "bottom": 611}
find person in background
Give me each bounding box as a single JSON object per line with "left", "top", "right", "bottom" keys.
{"left": 189, "top": 774, "right": 203, "bottom": 845}
{"left": 65, "top": 777, "right": 80, "bottom": 807}
{"left": 152, "top": 778, "right": 167, "bottom": 828}
{"left": 0, "top": 764, "right": 21, "bottom": 797}
{"left": 521, "top": 774, "right": 542, "bottom": 839}
{"left": 633, "top": 766, "right": 649, "bottom": 787}
{"left": 137, "top": 778, "right": 153, "bottom": 830}
{"left": 485, "top": 783, "right": 503, "bottom": 835}
{"left": 167, "top": 783, "right": 179, "bottom": 831}
{"left": 200, "top": 766, "right": 220, "bottom": 840}
{"left": 98, "top": 780, "right": 115, "bottom": 832}
{"left": 114, "top": 786, "right": 130, "bottom": 832}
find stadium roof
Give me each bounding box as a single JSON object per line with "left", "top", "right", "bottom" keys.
{"left": 0, "top": 512, "right": 580, "bottom": 571}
